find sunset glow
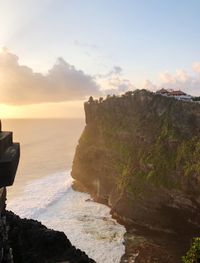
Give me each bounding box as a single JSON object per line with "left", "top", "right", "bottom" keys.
{"left": 0, "top": 101, "right": 84, "bottom": 119}
{"left": 0, "top": 1, "right": 200, "bottom": 118}
{"left": 1, "top": 2, "right": 200, "bottom": 262}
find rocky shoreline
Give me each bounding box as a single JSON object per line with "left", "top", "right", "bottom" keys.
{"left": 91, "top": 192, "right": 193, "bottom": 263}
{"left": 111, "top": 211, "right": 186, "bottom": 263}
{"left": 119, "top": 220, "right": 183, "bottom": 263}
{"left": 100, "top": 198, "right": 185, "bottom": 262}
{"left": 6, "top": 210, "right": 95, "bottom": 263}
{"left": 73, "top": 181, "right": 180, "bottom": 263}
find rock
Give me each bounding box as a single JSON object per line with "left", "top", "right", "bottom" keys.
{"left": 6, "top": 210, "right": 95, "bottom": 263}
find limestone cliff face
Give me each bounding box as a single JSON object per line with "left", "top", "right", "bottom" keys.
{"left": 72, "top": 90, "right": 200, "bottom": 233}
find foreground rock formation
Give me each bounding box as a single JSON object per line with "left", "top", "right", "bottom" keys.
{"left": 0, "top": 120, "right": 20, "bottom": 262}
{"left": 0, "top": 121, "right": 94, "bottom": 263}
{"left": 72, "top": 89, "right": 200, "bottom": 261}
{"left": 6, "top": 210, "right": 94, "bottom": 263}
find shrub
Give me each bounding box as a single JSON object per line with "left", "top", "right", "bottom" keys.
{"left": 182, "top": 238, "right": 200, "bottom": 263}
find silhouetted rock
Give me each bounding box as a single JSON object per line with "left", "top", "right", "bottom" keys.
{"left": 6, "top": 211, "right": 95, "bottom": 263}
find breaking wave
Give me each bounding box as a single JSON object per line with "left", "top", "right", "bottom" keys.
{"left": 7, "top": 171, "right": 126, "bottom": 263}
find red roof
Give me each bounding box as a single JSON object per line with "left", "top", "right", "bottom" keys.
{"left": 169, "top": 90, "right": 186, "bottom": 96}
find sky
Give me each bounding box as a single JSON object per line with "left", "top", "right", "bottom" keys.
{"left": 1, "top": 0, "right": 200, "bottom": 118}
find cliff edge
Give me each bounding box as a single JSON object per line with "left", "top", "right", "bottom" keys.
{"left": 71, "top": 89, "right": 200, "bottom": 260}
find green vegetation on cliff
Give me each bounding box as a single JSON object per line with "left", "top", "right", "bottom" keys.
{"left": 72, "top": 89, "right": 200, "bottom": 255}
{"left": 73, "top": 90, "right": 200, "bottom": 197}
{"left": 72, "top": 90, "right": 200, "bottom": 263}
{"left": 182, "top": 238, "right": 200, "bottom": 263}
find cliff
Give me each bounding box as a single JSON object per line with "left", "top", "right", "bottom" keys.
{"left": 71, "top": 89, "right": 200, "bottom": 261}
{"left": 0, "top": 120, "right": 95, "bottom": 263}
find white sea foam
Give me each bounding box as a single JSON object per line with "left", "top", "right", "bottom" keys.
{"left": 7, "top": 171, "right": 126, "bottom": 263}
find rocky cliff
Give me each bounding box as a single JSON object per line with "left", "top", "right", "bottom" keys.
{"left": 72, "top": 89, "right": 200, "bottom": 261}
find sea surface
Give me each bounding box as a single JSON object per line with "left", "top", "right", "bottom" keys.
{"left": 3, "top": 119, "right": 126, "bottom": 263}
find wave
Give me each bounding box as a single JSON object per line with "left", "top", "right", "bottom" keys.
{"left": 7, "top": 171, "right": 73, "bottom": 219}
{"left": 7, "top": 171, "right": 126, "bottom": 263}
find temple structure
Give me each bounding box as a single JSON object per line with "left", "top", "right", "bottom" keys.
{"left": 156, "top": 88, "right": 193, "bottom": 101}
{"left": 0, "top": 120, "right": 20, "bottom": 262}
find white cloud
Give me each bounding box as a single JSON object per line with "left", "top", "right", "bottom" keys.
{"left": 96, "top": 66, "right": 134, "bottom": 95}
{"left": 160, "top": 71, "right": 176, "bottom": 84}
{"left": 0, "top": 49, "right": 101, "bottom": 104}
{"left": 144, "top": 64, "right": 200, "bottom": 96}
{"left": 143, "top": 80, "right": 157, "bottom": 91}
{"left": 193, "top": 62, "right": 200, "bottom": 73}
{"left": 0, "top": 50, "right": 136, "bottom": 104}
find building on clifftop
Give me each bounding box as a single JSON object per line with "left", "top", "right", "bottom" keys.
{"left": 156, "top": 89, "right": 193, "bottom": 101}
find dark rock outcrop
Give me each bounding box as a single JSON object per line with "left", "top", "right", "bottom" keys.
{"left": 71, "top": 89, "right": 200, "bottom": 261}
{"left": 6, "top": 210, "right": 95, "bottom": 263}
{"left": 0, "top": 120, "right": 20, "bottom": 262}
{"left": 0, "top": 122, "right": 20, "bottom": 188}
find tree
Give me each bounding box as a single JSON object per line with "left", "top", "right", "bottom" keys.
{"left": 125, "top": 91, "right": 134, "bottom": 96}
{"left": 88, "top": 96, "right": 94, "bottom": 103}
{"left": 106, "top": 94, "right": 111, "bottom": 100}
{"left": 99, "top": 97, "right": 104, "bottom": 103}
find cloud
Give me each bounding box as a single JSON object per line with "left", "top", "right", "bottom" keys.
{"left": 112, "top": 66, "right": 122, "bottom": 75}
{"left": 95, "top": 66, "right": 122, "bottom": 79}
{"left": 108, "top": 76, "right": 134, "bottom": 92}
{"left": 143, "top": 80, "right": 157, "bottom": 91}
{"left": 0, "top": 49, "right": 101, "bottom": 105}
{"left": 96, "top": 66, "right": 134, "bottom": 95}
{"left": 144, "top": 64, "right": 200, "bottom": 96}
{"left": 193, "top": 62, "right": 200, "bottom": 73}
{"left": 106, "top": 67, "right": 134, "bottom": 94}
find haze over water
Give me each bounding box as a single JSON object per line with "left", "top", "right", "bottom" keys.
{"left": 3, "top": 119, "right": 126, "bottom": 263}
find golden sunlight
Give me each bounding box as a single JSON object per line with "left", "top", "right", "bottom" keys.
{"left": 0, "top": 101, "right": 84, "bottom": 119}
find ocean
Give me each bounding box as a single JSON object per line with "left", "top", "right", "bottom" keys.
{"left": 3, "top": 119, "right": 126, "bottom": 263}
